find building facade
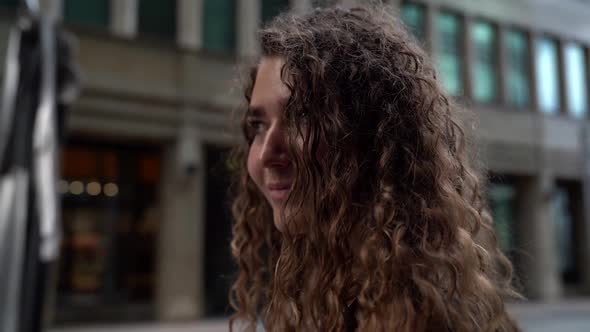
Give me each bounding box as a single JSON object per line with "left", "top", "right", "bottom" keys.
{"left": 0, "top": 0, "right": 589, "bottom": 325}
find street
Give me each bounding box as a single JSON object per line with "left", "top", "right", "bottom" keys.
{"left": 510, "top": 299, "right": 590, "bottom": 332}
{"left": 50, "top": 299, "right": 590, "bottom": 332}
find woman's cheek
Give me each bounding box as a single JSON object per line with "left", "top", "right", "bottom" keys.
{"left": 246, "top": 144, "right": 263, "bottom": 188}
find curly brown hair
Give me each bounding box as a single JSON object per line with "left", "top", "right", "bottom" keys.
{"left": 229, "top": 4, "right": 522, "bottom": 332}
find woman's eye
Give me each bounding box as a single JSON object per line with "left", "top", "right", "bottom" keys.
{"left": 247, "top": 119, "right": 267, "bottom": 134}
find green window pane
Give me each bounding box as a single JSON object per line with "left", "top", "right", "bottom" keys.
{"left": 435, "top": 12, "right": 463, "bottom": 96}
{"left": 565, "top": 43, "right": 588, "bottom": 118}
{"left": 551, "top": 187, "right": 576, "bottom": 279}
{"left": 139, "top": 0, "right": 177, "bottom": 39}
{"left": 400, "top": 2, "right": 425, "bottom": 41}
{"left": 262, "top": 0, "right": 289, "bottom": 23}
{"left": 504, "top": 30, "right": 530, "bottom": 108}
{"left": 471, "top": 21, "right": 497, "bottom": 103}
{"left": 535, "top": 38, "right": 560, "bottom": 114}
{"left": 0, "top": 0, "right": 17, "bottom": 6}
{"left": 64, "top": 0, "right": 109, "bottom": 28}
{"left": 203, "top": 0, "right": 236, "bottom": 52}
{"left": 488, "top": 183, "right": 515, "bottom": 254}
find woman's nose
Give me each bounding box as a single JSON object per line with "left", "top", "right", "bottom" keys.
{"left": 260, "top": 123, "right": 289, "bottom": 167}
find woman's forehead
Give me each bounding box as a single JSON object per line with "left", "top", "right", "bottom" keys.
{"left": 249, "top": 56, "right": 291, "bottom": 117}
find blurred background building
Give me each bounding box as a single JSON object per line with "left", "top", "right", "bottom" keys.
{"left": 0, "top": 0, "right": 589, "bottom": 327}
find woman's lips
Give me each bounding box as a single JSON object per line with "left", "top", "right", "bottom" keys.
{"left": 266, "top": 183, "right": 292, "bottom": 201}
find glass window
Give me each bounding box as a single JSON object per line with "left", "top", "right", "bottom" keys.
{"left": 535, "top": 37, "right": 560, "bottom": 114}
{"left": 0, "top": 0, "right": 16, "bottom": 7}
{"left": 63, "top": 0, "right": 109, "bottom": 28}
{"left": 138, "top": 0, "right": 177, "bottom": 39}
{"left": 565, "top": 43, "right": 588, "bottom": 118}
{"left": 435, "top": 12, "right": 463, "bottom": 96}
{"left": 57, "top": 143, "right": 162, "bottom": 320}
{"left": 471, "top": 21, "right": 497, "bottom": 103}
{"left": 504, "top": 29, "right": 530, "bottom": 108}
{"left": 204, "top": 147, "right": 235, "bottom": 315}
{"left": 489, "top": 183, "right": 515, "bottom": 254}
{"left": 400, "top": 2, "right": 425, "bottom": 42}
{"left": 203, "top": 0, "right": 236, "bottom": 53}
{"left": 262, "top": 0, "right": 289, "bottom": 24}
{"left": 551, "top": 187, "right": 578, "bottom": 283}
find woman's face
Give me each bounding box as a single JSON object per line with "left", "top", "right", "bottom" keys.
{"left": 247, "top": 56, "right": 294, "bottom": 232}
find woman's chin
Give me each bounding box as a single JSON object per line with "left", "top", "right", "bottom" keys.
{"left": 272, "top": 210, "right": 307, "bottom": 235}
{"left": 272, "top": 210, "right": 286, "bottom": 233}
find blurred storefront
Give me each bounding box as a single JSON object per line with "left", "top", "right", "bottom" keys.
{"left": 1, "top": 0, "right": 590, "bottom": 327}
{"left": 56, "top": 141, "right": 162, "bottom": 322}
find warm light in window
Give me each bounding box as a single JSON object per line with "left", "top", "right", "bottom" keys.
{"left": 58, "top": 180, "right": 69, "bottom": 194}
{"left": 69, "top": 181, "right": 84, "bottom": 195}
{"left": 104, "top": 183, "right": 119, "bottom": 197}
{"left": 86, "top": 182, "right": 101, "bottom": 196}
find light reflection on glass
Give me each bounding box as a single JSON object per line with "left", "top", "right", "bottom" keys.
{"left": 535, "top": 37, "right": 560, "bottom": 114}
{"left": 565, "top": 43, "right": 588, "bottom": 118}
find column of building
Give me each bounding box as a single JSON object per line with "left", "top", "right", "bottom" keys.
{"left": 110, "top": 0, "right": 138, "bottom": 38}
{"left": 157, "top": 140, "right": 205, "bottom": 320}
{"left": 155, "top": 0, "right": 268, "bottom": 320}
{"left": 237, "top": 0, "right": 261, "bottom": 58}
{"left": 291, "top": 0, "right": 312, "bottom": 13}
{"left": 155, "top": 0, "right": 209, "bottom": 321}
{"left": 512, "top": 30, "right": 561, "bottom": 300}
{"left": 496, "top": 25, "right": 507, "bottom": 105}
{"left": 515, "top": 172, "right": 561, "bottom": 300}
{"left": 462, "top": 14, "right": 474, "bottom": 101}
{"left": 423, "top": 3, "right": 437, "bottom": 55}
{"left": 177, "top": 0, "right": 202, "bottom": 49}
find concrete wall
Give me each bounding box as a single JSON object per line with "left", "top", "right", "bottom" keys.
{"left": 66, "top": 31, "right": 240, "bottom": 146}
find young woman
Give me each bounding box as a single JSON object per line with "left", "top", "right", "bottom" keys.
{"left": 229, "top": 4, "right": 522, "bottom": 332}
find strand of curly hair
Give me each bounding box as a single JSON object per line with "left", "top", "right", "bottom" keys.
{"left": 229, "top": 4, "right": 522, "bottom": 332}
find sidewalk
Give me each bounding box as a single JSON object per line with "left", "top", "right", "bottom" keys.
{"left": 50, "top": 299, "right": 590, "bottom": 332}
{"left": 509, "top": 298, "right": 590, "bottom": 332}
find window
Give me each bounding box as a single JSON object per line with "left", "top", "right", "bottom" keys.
{"left": 551, "top": 186, "right": 578, "bottom": 283}
{"left": 400, "top": 2, "right": 425, "bottom": 42}
{"left": 435, "top": 12, "right": 463, "bottom": 96}
{"left": 488, "top": 183, "right": 515, "bottom": 254}
{"left": 138, "top": 0, "right": 177, "bottom": 39}
{"left": 262, "top": 0, "right": 289, "bottom": 24}
{"left": 204, "top": 147, "right": 234, "bottom": 315}
{"left": 535, "top": 37, "right": 560, "bottom": 114}
{"left": 63, "top": 0, "right": 109, "bottom": 28}
{"left": 57, "top": 142, "right": 162, "bottom": 320}
{"left": 504, "top": 29, "right": 530, "bottom": 108}
{"left": 471, "top": 20, "right": 497, "bottom": 103}
{"left": 203, "top": 0, "right": 236, "bottom": 53}
{"left": 565, "top": 43, "right": 588, "bottom": 118}
{"left": 0, "top": 0, "right": 16, "bottom": 7}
